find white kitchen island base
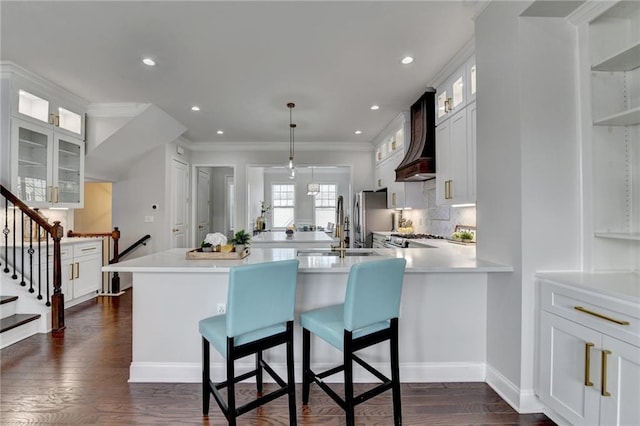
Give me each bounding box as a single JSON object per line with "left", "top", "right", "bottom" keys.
{"left": 104, "top": 247, "right": 511, "bottom": 383}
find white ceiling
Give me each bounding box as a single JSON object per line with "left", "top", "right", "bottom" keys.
{"left": 0, "top": 1, "right": 477, "bottom": 146}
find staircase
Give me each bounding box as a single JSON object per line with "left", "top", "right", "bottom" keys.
{"left": 0, "top": 292, "right": 42, "bottom": 349}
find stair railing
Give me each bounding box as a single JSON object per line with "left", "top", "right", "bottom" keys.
{"left": 1, "top": 184, "right": 66, "bottom": 332}
{"left": 66, "top": 230, "right": 150, "bottom": 295}
{"left": 67, "top": 228, "right": 121, "bottom": 294}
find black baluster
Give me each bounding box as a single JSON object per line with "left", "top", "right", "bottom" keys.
{"left": 45, "top": 233, "right": 51, "bottom": 307}
{"left": 37, "top": 225, "right": 42, "bottom": 300}
{"left": 28, "top": 218, "right": 34, "bottom": 293}
{"left": 20, "top": 211, "right": 26, "bottom": 287}
{"left": 3, "top": 197, "right": 9, "bottom": 273}
{"left": 11, "top": 201, "right": 17, "bottom": 279}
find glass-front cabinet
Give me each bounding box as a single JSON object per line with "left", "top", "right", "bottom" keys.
{"left": 11, "top": 119, "right": 84, "bottom": 207}
{"left": 16, "top": 88, "right": 84, "bottom": 139}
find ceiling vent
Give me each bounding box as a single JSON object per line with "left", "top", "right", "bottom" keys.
{"left": 395, "top": 89, "right": 436, "bottom": 182}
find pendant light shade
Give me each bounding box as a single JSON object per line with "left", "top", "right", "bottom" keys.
{"left": 287, "top": 102, "right": 296, "bottom": 178}
{"left": 307, "top": 166, "right": 319, "bottom": 195}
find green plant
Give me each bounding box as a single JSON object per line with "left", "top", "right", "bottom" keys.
{"left": 231, "top": 229, "right": 251, "bottom": 246}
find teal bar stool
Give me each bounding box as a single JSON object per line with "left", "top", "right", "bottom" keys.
{"left": 199, "top": 259, "right": 299, "bottom": 425}
{"left": 300, "top": 257, "right": 407, "bottom": 426}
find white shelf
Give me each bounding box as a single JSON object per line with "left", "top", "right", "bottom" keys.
{"left": 594, "top": 105, "right": 640, "bottom": 126}
{"left": 58, "top": 166, "right": 79, "bottom": 172}
{"left": 18, "top": 159, "right": 46, "bottom": 167}
{"left": 19, "top": 138, "right": 46, "bottom": 148}
{"left": 592, "top": 43, "right": 640, "bottom": 72}
{"left": 59, "top": 148, "right": 79, "bottom": 156}
{"left": 595, "top": 232, "right": 640, "bottom": 241}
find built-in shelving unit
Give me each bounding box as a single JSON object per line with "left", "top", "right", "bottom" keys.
{"left": 579, "top": 0, "right": 639, "bottom": 271}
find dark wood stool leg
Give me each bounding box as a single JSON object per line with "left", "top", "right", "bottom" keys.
{"left": 227, "top": 338, "right": 237, "bottom": 426}
{"left": 202, "top": 337, "right": 210, "bottom": 416}
{"left": 390, "top": 319, "right": 402, "bottom": 425}
{"left": 344, "top": 331, "right": 355, "bottom": 426}
{"left": 302, "top": 328, "right": 311, "bottom": 405}
{"left": 256, "top": 350, "right": 263, "bottom": 394}
{"left": 286, "top": 323, "right": 297, "bottom": 425}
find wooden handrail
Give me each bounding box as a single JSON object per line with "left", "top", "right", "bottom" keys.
{"left": 1, "top": 184, "right": 65, "bottom": 333}
{"left": 0, "top": 185, "right": 53, "bottom": 233}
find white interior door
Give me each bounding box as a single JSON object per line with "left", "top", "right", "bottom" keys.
{"left": 171, "top": 158, "right": 189, "bottom": 248}
{"left": 196, "top": 169, "right": 211, "bottom": 244}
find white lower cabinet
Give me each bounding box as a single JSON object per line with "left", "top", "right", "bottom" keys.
{"left": 537, "top": 277, "right": 640, "bottom": 426}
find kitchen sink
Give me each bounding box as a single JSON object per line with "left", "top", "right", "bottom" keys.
{"left": 296, "top": 249, "right": 380, "bottom": 257}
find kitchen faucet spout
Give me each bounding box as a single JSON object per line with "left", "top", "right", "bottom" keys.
{"left": 332, "top": 195, "right": 346, "bottom": 258}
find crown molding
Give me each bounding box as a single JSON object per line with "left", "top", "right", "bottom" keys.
{"left": 428, "top": 38, "right": 475, "bottom": 89}
{"left": 566, "top": 0, "right": 611, "bottom": 25}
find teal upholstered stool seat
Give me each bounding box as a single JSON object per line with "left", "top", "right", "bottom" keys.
{"left": 199, "top": 259, "right": 299, "bottom": 426}
{"left": 300, "top": 257, "right": 407, "bottom": 426}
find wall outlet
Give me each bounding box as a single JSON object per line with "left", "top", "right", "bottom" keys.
{"left": 217, "top": 303, "right": 226, "bottom": 314}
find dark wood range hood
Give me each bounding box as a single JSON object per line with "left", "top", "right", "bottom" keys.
{"left": 395, "top": 88, "right": 436, "bottom": 182}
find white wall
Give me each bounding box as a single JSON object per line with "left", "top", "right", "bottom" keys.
{"left": 476, "top": 2, "right": 582, "bottom": 412}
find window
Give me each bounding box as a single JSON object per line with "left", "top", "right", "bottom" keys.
{"left": 272, "top": 184, "right": 295, "bottom": 228}
{"left": 314, "top": 184, "right": 336, "bottom": 228}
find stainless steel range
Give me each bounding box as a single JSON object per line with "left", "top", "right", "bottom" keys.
{"left": 383, "top": 233, "right": 445, "bottom": 248}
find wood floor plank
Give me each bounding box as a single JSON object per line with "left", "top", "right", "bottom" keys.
{"left": 0, "top": 289, "right": 555, "bottom": 425}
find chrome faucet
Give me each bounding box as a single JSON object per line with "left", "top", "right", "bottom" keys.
{"left": 332, "top": 195, "right": 347, "bottom": 258}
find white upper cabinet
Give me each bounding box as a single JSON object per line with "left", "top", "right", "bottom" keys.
{"left": 3, "top": 63, "right": 87, "bottom": 207}
{"left": 373, "top": 112, "right": 425, "bottom": 209}
{"left": 435, "top": 52, "right": 477, "bottom": 207}
{"left": 13, "top": 81, "right": 85, "bottom": 140}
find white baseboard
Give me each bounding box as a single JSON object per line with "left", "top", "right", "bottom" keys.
{"left": 129, "top": 361, "right": 486, "bottom": 384}
{"left": 485, "top": 365, "right": 544, "bottom": 414}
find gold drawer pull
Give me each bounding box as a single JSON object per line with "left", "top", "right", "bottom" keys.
{"left": 584, "top": 342, "right": 594, "bottom": 387}
{"left": 574, "top": 306, "right": 630, "bottom": 325}
{"left": 601, "top": 349, "right": 611, "bottom": 397}
{"left": 81, "top": 247, "right": 96, "bottom": 252}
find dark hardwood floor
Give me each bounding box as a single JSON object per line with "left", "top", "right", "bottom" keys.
{"left": 1, "top": 290, "right": 555, "bottom": 425}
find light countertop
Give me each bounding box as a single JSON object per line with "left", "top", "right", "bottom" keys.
{"left": 536, "top": 271, "right": 640, "bottom": 303}
{"left": 103, "top": 245, "right": 512, "bottom": 274}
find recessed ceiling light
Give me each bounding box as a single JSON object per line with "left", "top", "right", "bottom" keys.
{"left": 401, "top": 56, "right": 414, "bottom": 65}
{"left": 370, "top": 105, "right": 380, "bottom": 111}
{"left": 217, "top": 130, "right": 224, "bottom": 135}
{"left": 191, "top": 106, "right": 200, "bottom": 111}
{"left": 355, "top": 130, "right": 362, "bottom": 135}
{"left": 141, "top": 57, "right": 156, "bottom": 67}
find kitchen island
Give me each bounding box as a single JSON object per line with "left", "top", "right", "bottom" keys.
{"left": 250, "top": 230, "right": 335, "bottom": 248}
{"left": 104, "top": 246, "right": 512, "bottom": 383}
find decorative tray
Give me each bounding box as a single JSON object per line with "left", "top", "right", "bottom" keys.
{"left": 447, "top": 239, "right": 476, "bottom": 246}
{"left": 186, "top": 248, "right": 250, "bottom": 260}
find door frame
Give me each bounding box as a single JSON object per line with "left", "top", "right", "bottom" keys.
{"left": 191, "top": 163, "right": 236, "bottom": 248}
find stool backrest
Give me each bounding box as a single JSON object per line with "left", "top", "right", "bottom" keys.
{"left": 343, "top": 258, "right": 407, "bottom": 331}
{"left": 226, "top": 259, "right": 299, "bottom": 337}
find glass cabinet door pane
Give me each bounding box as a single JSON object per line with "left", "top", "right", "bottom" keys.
{"left": 452, "top": 77, "right": 464, "bottom": 108}
{"left": 17, "top": 125, "right": 50, "bottom": 202}
{"left": 18, "top": 90, "right": 49, "bottom": 123}
{"left": 437, "top": 90, "right": 448, "bottom": 118}
{"left": 56, "top": 138, "right": 82, "bottom": 203}
{"left": 58, "top": 107, "right": 82, "bottom": 135}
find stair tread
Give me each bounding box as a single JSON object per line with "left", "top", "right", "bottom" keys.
{"left": 1, "top": 295, "right": 19, "bottom": 305}
{"left": 1, "top": 313, "right": 41, "bottom": 333}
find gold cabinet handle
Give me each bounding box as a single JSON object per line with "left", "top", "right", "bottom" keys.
{"left": 574, "top": 306, "right": 630, "bottom": 325}
{"left": 172, "top": 228, "right": 179, "bottom": 232}
{"left": 55, "top": 186, "right": 59, "bottom": 203}
{"left": 601, "top": 349, "right": 611, "bottom": 397}
{"left": 377, "top": 178, "right": 382, "bottom": 187}
{"left": 444, "top": 98, "right": 452, "bottom": 113}
{"left": 48, "top": 186, "right": 54, "bottom": 202}
{"left": 391, "top": 192, "right": 397, "bottom": 206}
{"left": 49, "top": 113, "right": 55, "bottom": 125}
{"left": 54, "top": 115, "right": 60, "bottom": 127}
{"left": 584, "top": 342, "right": 594, "bottom": 386}
{"left": 75, "top": 262, "right": 79, "bottom": 279}
{"left": 444, "top": 180, "right": 453, "bottom": 200}
{"left": 69, "top": 263, "right": 74, "bottom": 280}
{"left": 198, "top": 225, "right": 204, "bottom": 229}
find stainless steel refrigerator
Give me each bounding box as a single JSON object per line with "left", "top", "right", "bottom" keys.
{"left": 353, "top": 191, "right": 392, "bottom": 248}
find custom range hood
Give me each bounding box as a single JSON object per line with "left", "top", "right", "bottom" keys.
{"left": 395, "top": 88, "right": 436, "bottom": 182}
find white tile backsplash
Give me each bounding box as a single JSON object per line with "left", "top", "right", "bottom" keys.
{"left": 399, "top": 180, "right": 476, "bottom": 239}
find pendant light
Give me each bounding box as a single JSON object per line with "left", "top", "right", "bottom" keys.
{"left": 287, "top": 102, "right": 296, "bottom": 179}
{"left": 307, "top": 166, "right": 319, "bottom": 195}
